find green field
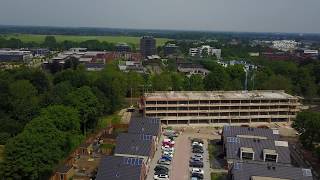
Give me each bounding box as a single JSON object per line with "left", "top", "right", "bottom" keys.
{"left": 1, "top": 34, "right": 171, "bottom": 46}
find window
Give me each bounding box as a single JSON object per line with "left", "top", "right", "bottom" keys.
{"left": 241, "top": 152, "right": 254, "bottom": 160}
{"left": 265, "top": 154, "right": 277, "bottom": 162}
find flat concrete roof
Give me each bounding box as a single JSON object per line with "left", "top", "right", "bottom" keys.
{"left": 144, "top": 91, "right": 297, "bottom": 100}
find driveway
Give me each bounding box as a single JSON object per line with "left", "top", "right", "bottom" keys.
{"left": 171, "top": 134, "right": 190, "bottom": 180}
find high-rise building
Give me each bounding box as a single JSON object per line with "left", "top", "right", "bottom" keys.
{"left": 163, "top": 43, "right": 178, "bottom": 57}
{"left": 140, "top": 36, "right": 156, "bottom": 57}
{"left": 115, "top": 42, "right": 131, "bottom": 52}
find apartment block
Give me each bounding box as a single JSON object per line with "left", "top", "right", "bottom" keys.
{"left": 141, "top": 91, "right": 301, "bottom": 125}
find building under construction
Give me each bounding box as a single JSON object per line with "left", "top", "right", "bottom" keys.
{"left": 141, "top": 91, "right": 301, "bottom": 125}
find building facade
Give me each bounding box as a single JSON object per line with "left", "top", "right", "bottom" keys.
{"left": 141, "top": 91, "right": 301, "bottom": 125}
{"left": 140, "top": 36, "right": 156, "bottom": 58}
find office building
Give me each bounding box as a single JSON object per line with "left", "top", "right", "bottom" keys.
{"left": 141, "top": 90, "right": 301, "bottom": 125}
{"left": 163, "top": 43, "right": 178, "bottom": 57}
{"left": 0, "top": 50, "right": 33, "bottom": 63}
{"left": 140, "top": 36, "right": 156, "bottom": 57}
{"left": 116, "top": 43, "right": 131, "bottom": 52}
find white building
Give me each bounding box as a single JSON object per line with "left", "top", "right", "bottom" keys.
{"left": 189, "top": 45, "right": 221, "bottom": 59}
{"left": 272, "top": 40, "right": 299, "bottom": 52}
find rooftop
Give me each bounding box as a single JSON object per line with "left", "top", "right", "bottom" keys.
{"left": 144, "top": 90, "right": 297, "bottom": 100}
{"left": 128, "top": 117, "right": 161, "bottom": 137}
{"left": 96, "top": 156, "right": 144, "bottom": 180}
{"left": 223, "top": 126, "right": 280, "bottom": 142}
{"left": 115, "top": 133, "right": 153, "bottom": 157}
{"left": 231, "top": 162, "right": 313, "bottom": 180}
{"left": 225, "top": 137, "right": 291, "bottom": 164}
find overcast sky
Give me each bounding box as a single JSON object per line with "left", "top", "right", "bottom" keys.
{"left": 0, "top": 0, "right": 319, "bottom": 33}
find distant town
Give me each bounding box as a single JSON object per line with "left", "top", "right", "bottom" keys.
{"left": 0, "top": 27, "right": 320, "bottom": 180}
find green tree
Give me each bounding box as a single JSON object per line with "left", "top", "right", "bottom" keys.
{"left": 9, "top": 80, "right": 39, "bottom": 124}
{"left": 293, "top": 111, "right": 320, "bottom": 149}
{"left": 183, "top": 75, "right": 204, "bottom": 90}
{"left": 43, "top": 36, "right": 57, "bottom": 49}
{"left": 65, "top": 86, "right": 101, "bottom": 134}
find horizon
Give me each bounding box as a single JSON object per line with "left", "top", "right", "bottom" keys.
{"left": 0, "top": 0, "right": 319, "bottom": 34}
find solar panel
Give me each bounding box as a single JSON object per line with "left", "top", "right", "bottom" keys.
{"left": 142, "top": 134, "right": 152, "bottom": 141}
{"left": 234, "top": 162, "right": 242, "bottom": 170}
{"left": 302, "top": 169, "right": 312, "bottom": 177}
{"left": 124, "top": 157, "right": 143, "bottom": 166}
{"left": 227, "top": 137, "right": 240, "bottom": 143}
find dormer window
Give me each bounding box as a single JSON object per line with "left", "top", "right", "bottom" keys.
{"left": 263, "top": 149, "right": 278, "bottom": 162}
{"left": 240, "top": 147, "right": 254, "bottom": 160}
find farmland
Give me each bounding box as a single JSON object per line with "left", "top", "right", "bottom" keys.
{"left": 0, "top": 34, "right": 171, "bottom": 46}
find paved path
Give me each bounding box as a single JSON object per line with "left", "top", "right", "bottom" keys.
{"left": 171, "top": 134, "right": 190, "bottom": 180}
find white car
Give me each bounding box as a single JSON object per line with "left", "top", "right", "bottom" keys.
{"left": 154, "top": 174, "right": 169, "bottom": 180}
{"left": 162, "top": 145, "right": 174, "bottom": 152}
{"left": 163, "top": 151, "right": 173, "bottom": 158}
{"left": 191, "top": 168, "right": 204, "bottom": 175}
{"left": 192, "top": 142, "right": 203, "bottom": 147}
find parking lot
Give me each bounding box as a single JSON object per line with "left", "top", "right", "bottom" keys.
{"left": 146, "top": 127, "right": 214, "bottom": 180}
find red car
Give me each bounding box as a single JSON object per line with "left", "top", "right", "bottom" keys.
{"left": 162, "top": 141, "right": 174, "bottom": 147}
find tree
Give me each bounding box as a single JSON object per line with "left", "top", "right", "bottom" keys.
{"left": 64, "top": 57, "right": 80, "bottom": 70}
{"left": 183, "top": 75, "right": 204, "bottom": 91}
{"left": 151, "top": 72, "right": 172, "bottom": 91}
{"left": 65, "top": 86, "right": 101, "bottom": 134}
{"left": 43, "top": 36, "right": 57, "bottom": 49}
{"left": 2, "top": 104, "right": 83, "bottom": 179}
{"left": 126, "top": 72, "right": 144, "bottom": 97}
{"left": 292, "top": 111, "right": 320, "bottom": 149}
{"left": 9, "top": 80, "right": 39, "bottom": 124}
{"left": 3, "top": 119, "right": 65, "bottom": 179}
{"left": 260, "top": 75, "right": 293, "bottom": 93}
{"left": 204, "top": 65, "right": 230, "bottom": 90}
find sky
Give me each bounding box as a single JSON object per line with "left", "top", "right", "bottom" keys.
{"left": 0, "top": 0, "right": 319, "bottom": 33}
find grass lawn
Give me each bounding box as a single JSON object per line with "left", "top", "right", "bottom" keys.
{"left": 211, "top": 172, "right": 226, "bottom": 180}
{"left": 208, "top": 142, "right": 217, "bottom": 161}
{"left": 97, "top": 114, "right": 121, "bottom": 129}
{"left": 1, "top": 34, "right": 171, "bottom": 47}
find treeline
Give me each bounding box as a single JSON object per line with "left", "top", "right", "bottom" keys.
{"left": 0, "top": 63, "right": 133, "bottom": 179}
{"left": 0, "top": 36, "right": 116, "bottom": 51}
{"left": 151, "top": 59, "right": 320, "bottom": 98}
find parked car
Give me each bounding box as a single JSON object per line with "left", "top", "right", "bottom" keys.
{"left": 154, "top": 169, "right": 168, "bottom": 176}
{"left": 154, "top": 165, "right": 169, "bottom": 172}
{"left": 162, "top": 145, "right": 174, "bottom": 151}
{"left": 191, "top": 168, "right": 204, "bottom": 175}
{"left": 163, "top": 151, "right": 173, "bottom": 158}
{"left": 158, "top": 158, "right": 171, "bottom": 165}
{"left": 192, "top": 148, "right": 204, "bottom": 154}
{"left": 161, "top": 155, "right": 172, "bottom": 161}
{"left": 191, "top": 172, "right": 203, "bottom": 179}
{"left": 163, "top": 138, "right": 175, "bottom": 145}
{"left": 162, "top": 141, "right": 174, "bottom": 147}
{"left": 192, "top": 138, "right": 204, "bottom": 144}
{"left": 190, "top": 157, "right": 203, "bottom": 162}
{"left": 189, "top": 161, "right": 203, "bottom": 168}
{"left": 192, "top": 142, "right": 203, "bottom": 147}
{"left": 154, "top": 174, "right": 169, "bottom": 180}
{"left": 192, "top": 144, "right": 203, "bottom": 149}
{"left": 192, "top": 154, "right": 203, "bottom": 159}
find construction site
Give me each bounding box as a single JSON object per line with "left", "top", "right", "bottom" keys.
{"left": 141, "top": 90, "right": 301, "bottom": 125}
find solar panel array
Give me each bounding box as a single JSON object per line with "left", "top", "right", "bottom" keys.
{"left": 227, "top": 137, "right": 240, "bottom": 143}
{"left": 141, "top": 134, "right": 152, "bottom": 141}
{"left": 123, "top": 157, "right": 143, "bottom": 166}
{"left": 234, "top": 162, "right": 242, "bottom": 170}
{"left": 302, "top": 169, "right": 312, "bottom": 177}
